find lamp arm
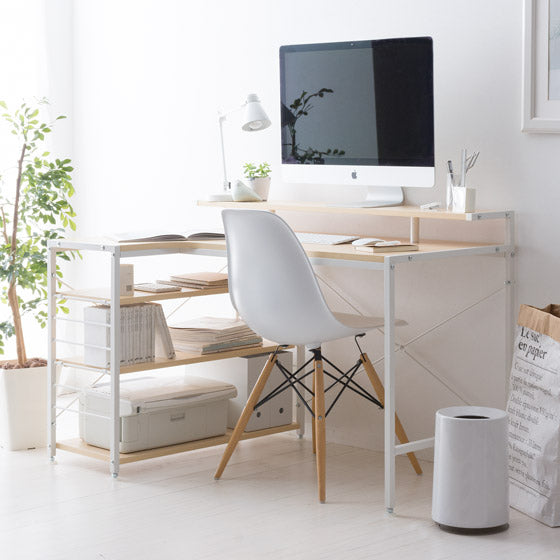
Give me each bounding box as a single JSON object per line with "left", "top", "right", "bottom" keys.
{"left": 218, "top": 103, "right": 247, "bottom": 191}
{"left": 218, "top": 114, "right": 229, "bottom": 191}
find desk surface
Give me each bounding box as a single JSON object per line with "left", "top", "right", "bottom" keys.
{"left": 106, "top": 238, "right": 498, "bottom": 263}
{"left": 198, "top": 200, "right": 510, "bottom": 222}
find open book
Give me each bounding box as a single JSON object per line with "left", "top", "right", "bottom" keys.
{"left": 112, "top": 230, "right": 224, "bottom": 243}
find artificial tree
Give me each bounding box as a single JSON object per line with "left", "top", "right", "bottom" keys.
{"left": 0, "top": 99, "right": 76, "bottom": 367}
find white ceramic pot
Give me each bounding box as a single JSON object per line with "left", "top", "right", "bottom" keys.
{"left": 0, "top": 365, "right": 49, "bottom": 450}
{"left": 248, "top": 176, "right": 271, "bottom": 201}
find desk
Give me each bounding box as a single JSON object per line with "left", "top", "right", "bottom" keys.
{"left": 49, "top": 203, "right": 514, "bottom": 512}
{"left": 197, "top": 201, "right": 516, "bottom": 513}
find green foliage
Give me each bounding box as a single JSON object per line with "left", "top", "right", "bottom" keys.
{"left": 243, "top": 162, "right": 271, "bottom": 179}
{"left": 284, "top": 88, "right": 346, "bottom": 164}
{"left": 0, "top": 99, "right": 76, "bottom": 355}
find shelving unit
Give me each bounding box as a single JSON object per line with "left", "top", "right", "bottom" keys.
{"left": 47, "top": 240, "right": 302, "bottom": 477}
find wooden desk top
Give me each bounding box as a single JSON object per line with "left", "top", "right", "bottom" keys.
{"left": 109, "top": 238, "right": 498, "bottom": 263}
{"left": 198, "top": 200, "right": 510, "bottom": 222}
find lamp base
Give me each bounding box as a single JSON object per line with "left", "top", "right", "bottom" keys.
{"left": 207, "top": 192, "right": 233, "bottom": 202}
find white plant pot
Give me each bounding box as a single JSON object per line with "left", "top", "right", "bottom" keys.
{"left": 0, "top": 365, "right": 49, "bottom": 451}
{"left": 248, "top": 177, "right": 271, "bottom": 201}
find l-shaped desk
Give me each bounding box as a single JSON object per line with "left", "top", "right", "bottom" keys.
{"left": 50, "top": 202, "right": 514, "bottom": 514}
{"left": 198, "top": 201, "right": 515, "bottom": 514}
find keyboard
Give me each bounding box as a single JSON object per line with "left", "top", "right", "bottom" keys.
{"left": 295, "top": 232, "right": 360, "bottom": 245}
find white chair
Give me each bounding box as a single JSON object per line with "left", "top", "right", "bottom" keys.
{"left": 214, "top": 209, "right": 421, "bottom": 502}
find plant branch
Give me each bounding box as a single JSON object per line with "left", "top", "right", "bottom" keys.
{"left": 0, "top": 206, "right": 8, "bottom": 245}
{"left": 11, "top": 142, "right": 26, "bottom": 256}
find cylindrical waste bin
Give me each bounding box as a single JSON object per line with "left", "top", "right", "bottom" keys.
{"left": 432, "top": 406, "right": 509, "bottom": 532}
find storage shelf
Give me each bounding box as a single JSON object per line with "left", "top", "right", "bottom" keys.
{"left": 198, "top": 200, "right": 511, "bottom": 221}
{"left": 57, "top": 285, "right": 228, "bottom": 305}
{"left": 60, "top": 340, "right": 290, "bottom": 374}
{"left": 56, "top": 422, "right": 300, "bottom": 464}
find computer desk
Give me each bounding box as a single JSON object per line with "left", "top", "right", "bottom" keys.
{"left": 194, "top": 202, "right": 515, "bottom": 513}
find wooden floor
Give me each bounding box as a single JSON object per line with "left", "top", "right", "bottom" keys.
{"left": 0, "top": 433, "right": 555, "bottom": 560}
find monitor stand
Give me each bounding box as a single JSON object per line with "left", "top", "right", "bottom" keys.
{"left": 331, "top": 186, "right": 404, "bottom": 208}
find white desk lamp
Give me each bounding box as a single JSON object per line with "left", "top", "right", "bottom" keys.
{"left": 208, "top": 93, "right": 271, "bottom": 202}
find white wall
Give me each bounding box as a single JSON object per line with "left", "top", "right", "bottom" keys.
{"left": 64, "top": 0, "right": 558, "bottom": 454}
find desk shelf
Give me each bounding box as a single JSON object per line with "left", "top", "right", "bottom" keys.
{"left": 47, "top": 239, "right": 298, "bottom": 478}
{"left": 57, "top": 285, "right": 228, "bottom": 306}
{"left": 61, "top": 340, "right": 290, "bottom": 374}
{"left": 56, "top": 423, "right": 300, "bottom": 464}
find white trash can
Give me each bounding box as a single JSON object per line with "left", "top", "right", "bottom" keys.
{"left": 432, "top": 406, "right": 509, "bottom": 532}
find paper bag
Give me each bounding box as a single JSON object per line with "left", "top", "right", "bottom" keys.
{"left": 507, "top": 304, "right": 560, "bottom": 526}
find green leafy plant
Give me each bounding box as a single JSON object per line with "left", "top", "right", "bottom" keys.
{"left": 243, "top": 162, "right": 271, "bottom": 179}
{"left": 0, "top": 99, "right": 77, "bottom": 367}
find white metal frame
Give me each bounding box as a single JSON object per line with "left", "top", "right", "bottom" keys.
{"left": 47, "top": 210, "right": 515, "bottom": 508}
{"left": 47, "top": 240, "right": 306, "bottom": 478}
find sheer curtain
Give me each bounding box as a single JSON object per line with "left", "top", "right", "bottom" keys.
{"left": 0, "top": 0, "right": 73, "bottom": 359}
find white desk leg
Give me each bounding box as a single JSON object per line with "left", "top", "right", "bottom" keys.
{"left": 505, "top": 212, "right": 516, "bottom": 400}
{"left": 110, "top": 248, "right": 121, "bottom": 478}
{"left": 384, "top": 260, "right": 396, "bottom": 514}
{"left": 296, "top": 344, "right": 305, "bottom": 438}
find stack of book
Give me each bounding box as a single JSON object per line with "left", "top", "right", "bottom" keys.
{"left": 84, "top": 303, "right": 175, "bottom": 368}
{"left": 168, "top": 316, "right": 262, "bottom": 355}
{"left": 159, "top": 272, "right": 228, "bottom": 290}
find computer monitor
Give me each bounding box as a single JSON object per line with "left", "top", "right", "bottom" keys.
{"left": 279, "top": 37, "right": 434, "bottom": 207}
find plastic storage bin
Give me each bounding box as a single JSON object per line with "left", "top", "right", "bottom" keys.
{"left": 79, "top": 374, "right": 237, "bottom": 453}
{"left": 193, "top": 352, "right": 293, "bottom": 431}
{"left": 432, "top": 406, "right": 509, "bottom": 531}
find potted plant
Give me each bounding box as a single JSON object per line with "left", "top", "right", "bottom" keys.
{"left": 0, "top": 99, "right": 76, "bottom": 450}
{"left": 243, "top": 162, "right": 271, "bottom": 200}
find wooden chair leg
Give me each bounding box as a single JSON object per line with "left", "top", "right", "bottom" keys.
{"left": 360, "top": 353, "right": 423, "bottom": 475}
{"left": 214, "top": 353, "right": 277, "bottom": 479}
{"left": 314, "top": 356, "right": 326, "bottom": 503}
{"left": 311, "top": 367, "right": 316, "bottom": 454}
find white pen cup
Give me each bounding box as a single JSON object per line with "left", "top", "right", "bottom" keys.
{"left": 446, "top": 172, "right": 460, "bottom": 211}
{"left": 452, "top": 186, "right": 476, "bottom": 213}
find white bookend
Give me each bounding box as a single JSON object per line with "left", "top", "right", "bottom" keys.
{"left": 153, "top": 304, "right": 176, "bottom": 359}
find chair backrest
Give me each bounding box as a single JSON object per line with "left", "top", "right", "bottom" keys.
{"left": 222, "top": 209, "right": 341, "bottom": 346}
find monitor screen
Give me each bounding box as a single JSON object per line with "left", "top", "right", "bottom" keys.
{"left": 279, "top": 38, "right": 434, "bottom": 169}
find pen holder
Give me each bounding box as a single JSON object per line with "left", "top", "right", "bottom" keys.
{"left": 451, "top": 187, "right": 476, "bottom": 213}
{"left": 446, "top": 173, "right": 460, "bottom": 211}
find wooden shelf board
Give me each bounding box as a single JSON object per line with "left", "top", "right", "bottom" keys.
{"left": 56, "top": 422, "right": 300, "bottom": 464}
{"left": 197, "top": 200, "right": 507, "bottom": 221}
{"left": 61, "top": 341, "right": 291, "bottom": 373}
{"left": 58, "top": 285, "right": 228, "bottom": 305}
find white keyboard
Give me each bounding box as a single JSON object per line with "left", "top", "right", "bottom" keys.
{"left": 295, "top": 232, "right": 360, "bottom": 245}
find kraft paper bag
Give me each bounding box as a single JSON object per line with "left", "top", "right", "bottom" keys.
{"left": 507, "top": 304, "right": 560, "bottom": 527}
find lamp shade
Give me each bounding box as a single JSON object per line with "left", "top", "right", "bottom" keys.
{"left": 242, "top": 93, "right": 271, "bottom": 131}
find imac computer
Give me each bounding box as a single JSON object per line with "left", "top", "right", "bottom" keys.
{"left": 279, "top": 37, "right": 434, "bottom": 207}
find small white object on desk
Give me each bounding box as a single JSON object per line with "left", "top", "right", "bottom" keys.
{"left": 351, "top": 237, "right": 385, "bottom": 246}
{"left": 452, "top": 187, "right": 476, "bottom": 213}
{"left": 231, "top": 180, "right": 262, "bottom": 202}
{"left": 420, "top": 202, "right": 441, "bottom": 210}
{"left": 295, "top": 232, "right": 359, "bottom": 245}
{"left": 120, "top": 264, "right": 134, "bottom": 296}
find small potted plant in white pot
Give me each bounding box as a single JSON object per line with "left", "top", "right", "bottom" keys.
{"left": 0, "top": 99, "right": 76, "bottom": 450}
{"left": 243, "top": 162, "right": 271, "bottom": 201}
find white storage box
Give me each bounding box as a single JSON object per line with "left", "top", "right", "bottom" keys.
{"left": 193, "top": 352, "right": 293, "bottom": 432}
{"left": 79, "top": 374, "right": 237, "bottom": 453}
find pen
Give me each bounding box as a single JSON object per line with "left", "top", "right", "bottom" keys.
{"left": 447, "top": 160, "right": 454, "bottom": 183}
{"left": 460, "top": 148, "right": 467, "bottom": 187}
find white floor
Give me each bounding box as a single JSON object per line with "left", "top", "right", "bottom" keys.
{"left": 0, "top": 431, "right": 556, "bottom": 560}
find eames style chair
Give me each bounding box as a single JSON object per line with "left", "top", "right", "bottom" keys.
{"left": 214, "top": 209, "right": 421, "bottom": 502}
